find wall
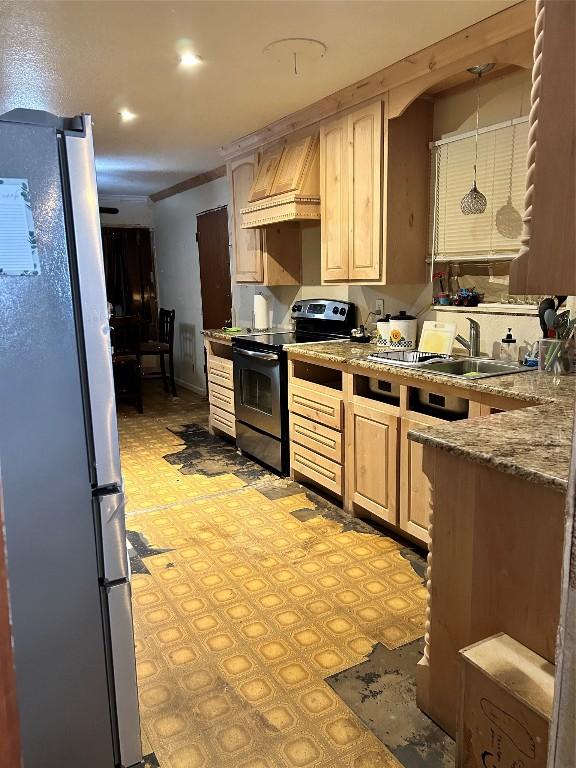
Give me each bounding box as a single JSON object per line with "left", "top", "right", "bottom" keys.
{"left": 98, "top": 195, "right": 155, "bottom": 228}
{"left": 152, "top": 177, "right": 229, "bottom": 394}
{"left": 433, "top": 69, "right": 531, "bottom": 140}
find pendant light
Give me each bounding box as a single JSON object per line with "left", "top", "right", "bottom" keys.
{"left": 460, "top": 63, "right": 494, "bottom": 215}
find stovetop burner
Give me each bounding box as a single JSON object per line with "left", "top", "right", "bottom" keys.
{"left": 232, "top": 330, "right": 346, "bottom": 351}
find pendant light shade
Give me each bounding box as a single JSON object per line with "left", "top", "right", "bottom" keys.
{"left": 461, "top": 178, "right": 487, "bottom": 215}
{"left": 460, "top": 63, "right": 494, "bottom": 216}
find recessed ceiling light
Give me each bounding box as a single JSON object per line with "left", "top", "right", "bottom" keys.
{"left": 179, "top": 51, "right": 203, "bottom": 68}
{"left": 119, "top": 109, "right": 137, "bottom": 123}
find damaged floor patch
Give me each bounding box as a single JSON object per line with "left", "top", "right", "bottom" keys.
{"left": 328, "top": 641, "right": 454, "bottom": 767}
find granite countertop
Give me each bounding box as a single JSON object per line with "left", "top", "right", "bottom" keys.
{"left": 202, "top": 328, "right": 247, "bottom": 342}
{"left": 287, "top": 340, "right": 576, "bottom": 491}
{"left": 203, "top": 327, "right": 292, "bottom": 342}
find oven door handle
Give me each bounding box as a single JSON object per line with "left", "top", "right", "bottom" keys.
{"left": 235, "top": 348, "right": 279, "bottom": 362}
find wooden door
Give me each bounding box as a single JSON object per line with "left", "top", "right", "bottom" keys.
{"left": 347, "top": 102, "right": 382, "bottom": 281}
{"left": 248, "top": 146, "right": 283, "bottom": 201}
{"left": 271, "top": 135, "right": 315, "bottom": 195}
{"left": 229, "top": 155, "right": 263, "bottom": 282}
{"left": 350, "top": 399, "right": 398, "bottom": 524}
{"left": 197, "top": 207, "right": 233, "bottom": 330}
{"left": 320, "top": 117, "right": 349, "bottom": 281}
{"left": 399, "top": 415, "right": 441, "bottom": 545}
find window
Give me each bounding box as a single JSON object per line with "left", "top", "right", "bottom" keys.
{"left": 430, "top": 117, "right": 529, "bottom": 262}
{"left": 240, "top": 370, "right": 273, "bottom": 414}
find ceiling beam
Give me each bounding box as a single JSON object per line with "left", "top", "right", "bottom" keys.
{"left": 149, "top": 165, "right": 227, "bottom": 203}
{"left": 219, "top": 0, "right": 534, "bottom": 159}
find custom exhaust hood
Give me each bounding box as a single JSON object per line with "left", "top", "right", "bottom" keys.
{"left": 240, "top": 134, "right": 320, "bottom": 228}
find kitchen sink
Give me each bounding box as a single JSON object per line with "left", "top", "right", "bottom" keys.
{"left": 419, "top": 358, "right": 531, "bottom": 379}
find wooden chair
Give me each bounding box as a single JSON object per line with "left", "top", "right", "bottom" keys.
{"left": 139, "top": 308, "right": 177, "bottom": 396}
{"left": 110, "top": 316, "right": 143, "bottom": 413}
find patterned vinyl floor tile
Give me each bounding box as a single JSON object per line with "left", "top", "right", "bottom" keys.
{"left": 118, "top": 385, "right": 428, "bottom": 768}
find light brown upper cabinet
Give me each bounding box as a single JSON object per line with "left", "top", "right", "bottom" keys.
{"left": 229, "top": 154, "right": 264, "bottom": 282}
{"left": 320, "top": 118, "right": 349, "bottom": 281}
{"left": 320, "top": 97, "right": 433, "bottom": 284}
{"left": 509, "top": 0, "right": 575, "bottom": 295}
{"left": 228, "top": 153, "right": 302, "bottom": 285}
{"left": 348, "top": 102, "right": 382, "bottom": 281}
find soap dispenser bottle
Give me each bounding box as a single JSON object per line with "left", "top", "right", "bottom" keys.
{"left": 500, "top": 328, "right": 518, "bottom": 362}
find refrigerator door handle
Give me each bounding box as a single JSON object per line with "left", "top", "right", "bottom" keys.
{"left": 96, "top": 491, "right": 129, "bottom": 583}
{"left": 63, "top": 116, "right": 122, "bottom": 489}
{"left": 106, "top": 582, "right": 142, "bottom": 768}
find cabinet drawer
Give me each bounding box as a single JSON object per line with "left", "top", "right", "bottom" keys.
{"left": 209, "top": 382, "right": 235, "bottom": 414}
{"left": 288, "top": 382, "right": 343, "bottom": 430}
{"left": 207, "top": 356, "right": 234, "bottom": 390}
{"left": 290, "top": 414, "right": 342, "bottom": 464}
{"left": 291, "top": 443, "right": 342, "bottom": 496}
{"left": 210, "top": 405, "right": 236, "bottom": 437}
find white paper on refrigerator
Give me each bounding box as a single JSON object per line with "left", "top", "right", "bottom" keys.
{"left": 0, "top": 178, "right": 40, "bottom": 276}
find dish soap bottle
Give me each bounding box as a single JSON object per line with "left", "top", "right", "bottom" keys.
{"left": 500, "top": 328, "right": 518, "bottom": 362}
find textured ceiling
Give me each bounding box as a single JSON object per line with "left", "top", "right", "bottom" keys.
{"left": 0, "top": 0, "right": 516, "bottom": 196}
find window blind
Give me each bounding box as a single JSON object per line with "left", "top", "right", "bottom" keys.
{"left": 430, "top": 117, "right": 529, "bottom": 262}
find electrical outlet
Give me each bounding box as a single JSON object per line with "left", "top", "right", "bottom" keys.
{"left": 375, "top": 299, "right": 385, "bottom": 316}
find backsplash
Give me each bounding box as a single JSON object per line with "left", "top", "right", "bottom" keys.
{"left": 232, "top": 225, "right": 430, "bottom": 329}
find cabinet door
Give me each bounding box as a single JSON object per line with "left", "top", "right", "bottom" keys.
{"left": 399, "top": 416, "right": 440, "bottom": 546}
{"left": 229, "top": 156, "right": 263, "bottom": 282}
{"left": 350, "top": 399, "right": 398, "bottom": 524}
{"left": 271, "top": 135, "right": 315, "bottom": 195}
{"left": 249, "top": 147, "right": 283, "bottom": 201}
{"left": 320, "top": 117, "right": 349, "bottom": 281}
{"left": 347, "top": 102, "right": 382, "bottom": 281}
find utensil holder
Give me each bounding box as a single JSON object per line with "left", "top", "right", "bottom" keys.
{"left": 538, "top": 338, "right": 575, "bottom": 374}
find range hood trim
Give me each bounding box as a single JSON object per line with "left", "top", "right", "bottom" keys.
{"left": 240, "top": 192, "right": 320, "bottom": 229}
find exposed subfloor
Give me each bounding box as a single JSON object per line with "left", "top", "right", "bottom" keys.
{"left": 119, "top": 381, "right": 454, "bottom": 768}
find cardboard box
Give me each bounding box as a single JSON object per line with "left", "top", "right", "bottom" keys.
{"left": 457, "top": 633, "right": 554, "bottom": 768}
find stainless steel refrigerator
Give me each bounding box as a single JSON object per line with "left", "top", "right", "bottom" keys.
{"left": 0, "top": 110, "right": 142, "bottom": 767}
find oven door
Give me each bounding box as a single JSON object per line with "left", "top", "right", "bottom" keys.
{"left": 233, "top": 347, "right": 282, "bottom": 438}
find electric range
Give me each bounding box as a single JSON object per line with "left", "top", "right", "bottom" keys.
{"left": 232, "top": 299, "right": 356, "bottom": 473}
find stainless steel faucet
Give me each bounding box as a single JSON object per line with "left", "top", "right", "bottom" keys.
{"left": 455, "top": 317, "right": 481, "bottom": 357}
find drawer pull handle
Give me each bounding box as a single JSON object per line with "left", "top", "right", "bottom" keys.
{"left": 294, "top": 424, "right": 335, "bottom": 449}
{"left": 295, "top": 455, "right": 335, "bottom": 481}
{"left": 293, "top": 396, "right": 334, "bottom": 415}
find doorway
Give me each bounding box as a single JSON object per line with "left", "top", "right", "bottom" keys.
{"left": 101, "top": 226, "right": 158, "bottom": 340}
{"left": 196, "top": 206, "right": 232, "bottom": 330}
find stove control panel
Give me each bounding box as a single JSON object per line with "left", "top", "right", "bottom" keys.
{"left": 291, "top": 299, "right": 354, "bottom": 322}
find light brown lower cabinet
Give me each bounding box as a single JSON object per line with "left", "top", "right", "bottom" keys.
{"left": 205, "top": 350, "right": 236, "bottom": 439}
{"left": 291, "top": 442, "right": 343, "bottom": 497}
{"left": 399, "top": 415, "right": 441, "bottom": 545}
{"left": 288, "top": 381, "right": 344, "bottom": 496}
{"left": 289, "top": 413, "right": 343, "bottom": 464}
{"left": 348, "top": 398, "right": 399, "bottom": 525}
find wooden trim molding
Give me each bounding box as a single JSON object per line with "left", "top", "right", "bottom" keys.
{"left": 220, "top": 1, "right": 534, "bottom": 159}
{"left": 149, "top": 165, "right": 227, "bottom": 202}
